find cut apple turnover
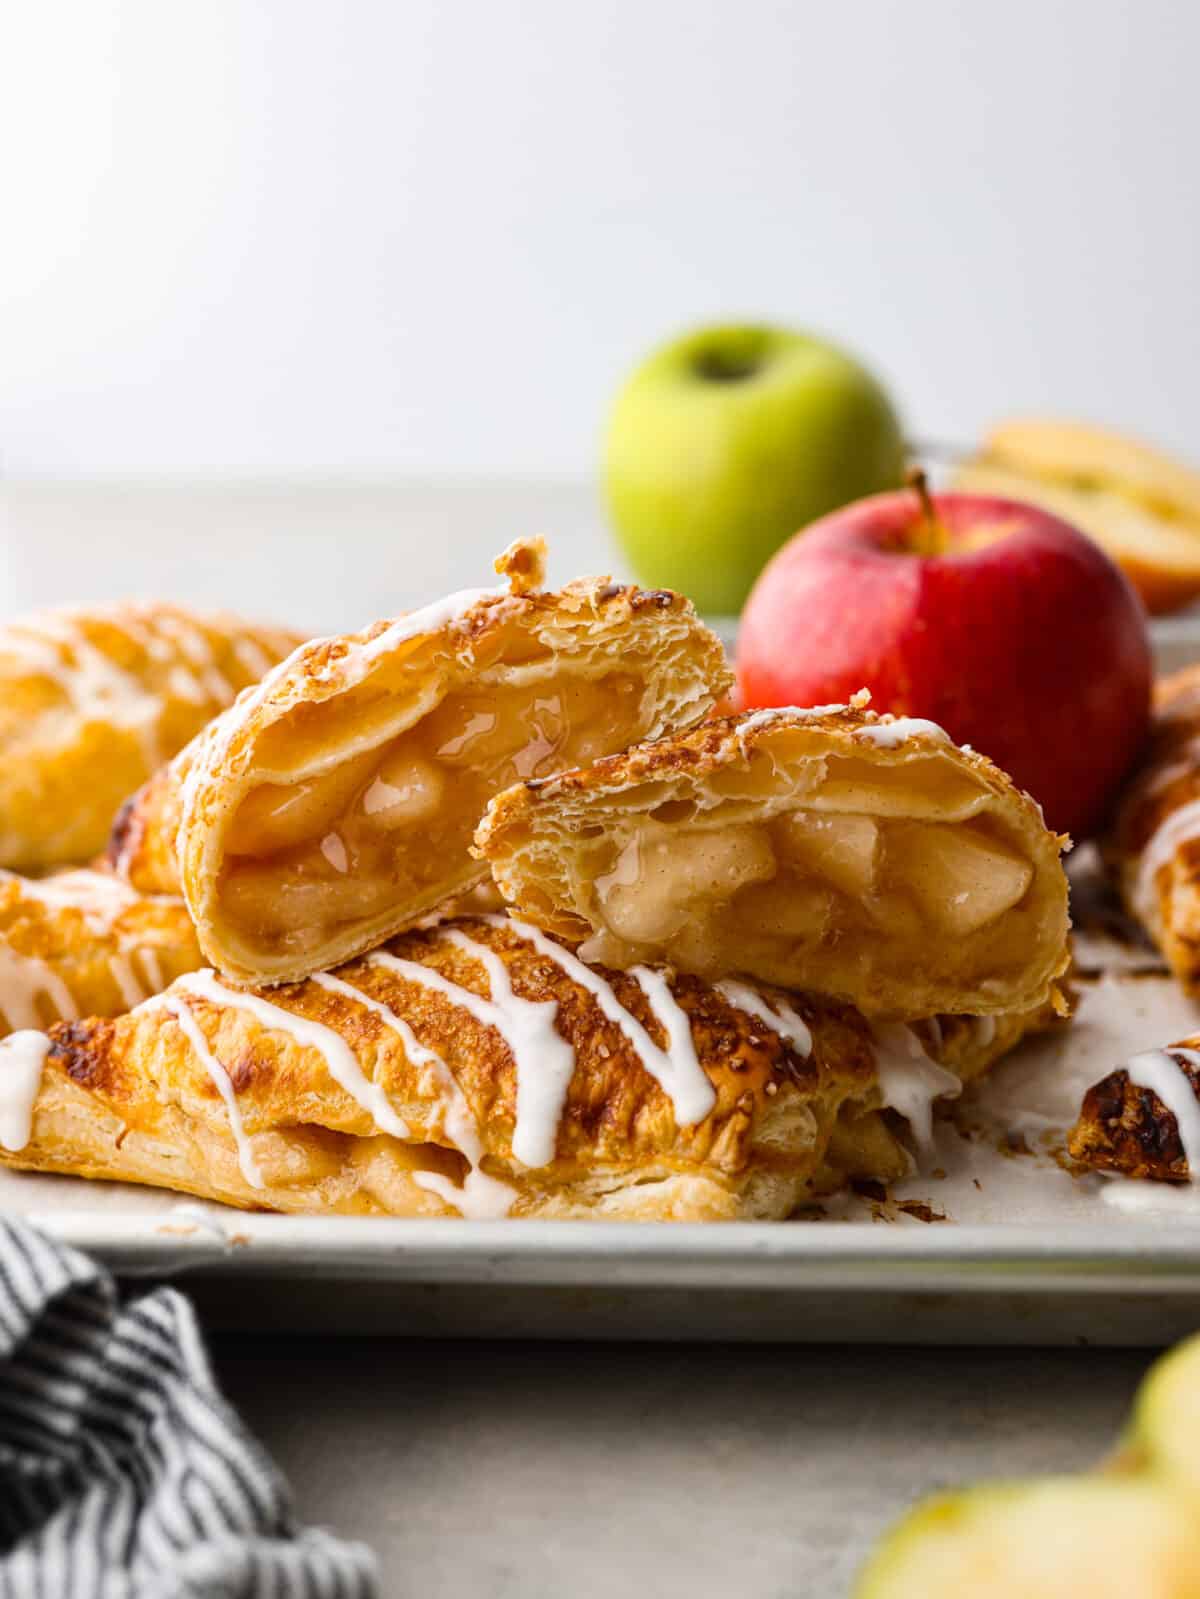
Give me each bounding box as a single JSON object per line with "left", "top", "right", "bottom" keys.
{"left": 109, "top": 539, "right": 730, "bottom": 986}
{"left": 0, "top": 602, "right": 301, "bottom": 871}
{"left": 1106, "top": 664, "right": 1200, "bottom": 995}
{"left": 0, "top": 869, "right": 200, "bottom": 1036}
{"left": 1069, "top": 1035, "right": 1200, "bottom": 1184}
{"left": 477, "top": 699, "right": 1071, "bottom": 1021}
{"left": 0, "top": 915, "right": 1049, "bottom": 1220}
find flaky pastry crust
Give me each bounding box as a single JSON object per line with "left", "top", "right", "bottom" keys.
{"left": 0, "top": 915, "right": 1045, "bottom": 1220}
{"left": 1069, "top": 1034, "right": 1200, "bottom": 1182}
{"left": 110, "top": 542, "right": 730, "bottom": 987}
{"left": 1105, "top": 666, "right": 1200, "bottom": 994}
{"left": 476, "top": 701, "right": 1071, "bottom": 1021}
{"left": 0, "top": 869, "right": 200, "bottom": 1034}
{"left": 0, "top": 603, "right": 301, "bottom": 871}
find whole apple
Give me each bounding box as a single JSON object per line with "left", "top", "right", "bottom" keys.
{"left": 603, "top": 324, "right": 905, "bottom": 615}
{"left": 737, "top": 483, "right": 1153, "bottom": 839}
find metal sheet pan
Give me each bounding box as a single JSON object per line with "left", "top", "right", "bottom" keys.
{"left": 5, "top": 910, "right": 1198, "bottom": 1344}
{"left": 2, "top": 624, "right": 1198, "bottom": 1344}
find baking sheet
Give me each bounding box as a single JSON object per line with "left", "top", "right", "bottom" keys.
{"left": 1, "top": 861, "right": 1198, "bottom": 1343}
{"left": 2, "top": 625, "right": 1197, "bottom": 1343}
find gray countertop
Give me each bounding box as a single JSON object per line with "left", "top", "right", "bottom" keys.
{"left": 213, "top": 1336, "right": 1148, "bottom": 1597}
{"left": 1, "top": 477, "right": 1172, "bottom": 1594}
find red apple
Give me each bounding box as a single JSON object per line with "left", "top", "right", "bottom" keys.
{"left": 736, "top": 481, "right": 1152, "bottom": 839}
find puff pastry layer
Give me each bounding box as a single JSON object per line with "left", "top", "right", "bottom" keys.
{"left": 0, "top": 915, "right": 1047, "bottom": 1220}
{"left": 110, "top": 541, "right": 730, "bottom": 987}
{"left": 0, "top": 869, "right": 200, "bottom": 1035}
{"left": 1105, "top": 665, "right": 1200, "bottom": 994}
{"left": 477, "top": 700, "right": 1071, "bottom": 1021}
{"left": 1069, "top": 1035, "right": 1200, "bottom": 1182}
{"left": 0, "top": 603, "right": 301, "bottom": 871}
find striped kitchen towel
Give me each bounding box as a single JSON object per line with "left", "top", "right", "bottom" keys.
{"left": 0, "top": 1216, "right": 379, "bottom": 1598}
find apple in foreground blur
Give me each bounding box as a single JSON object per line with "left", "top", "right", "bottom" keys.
{"left": 736, "top": 480, "right": 1153, "bottom": 839}
{"left": 603, "top": 323, "right": 905, "bottom": 615}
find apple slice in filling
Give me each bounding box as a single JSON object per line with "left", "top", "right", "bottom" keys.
{"left": 478, "top": 706, "right": 1070, "bottom": 1019}
{"left": 218, "top": 674, "right": 649, "bottom": 954}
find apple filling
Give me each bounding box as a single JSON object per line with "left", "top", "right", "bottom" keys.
{"left": 220, "top": 673, "right": 646, "bottom": 955}
{"left": 585, "top": 805, "right": 1040, "bottom": 1000}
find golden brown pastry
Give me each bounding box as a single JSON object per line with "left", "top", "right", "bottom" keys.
{"left": 0, "top": 868, "right": 200, "bottom": 1034}
{"left": 1105, "top": 665, "right": 1200, "bottom": 994}
{"left": 109, "top": 540, "right": 731, "bottom": 987}
{"left": 0, "top": 603, "right": 302, "bottom": 872}
{"left": 0, "top": 915, "right": 1047, "bottom": 1219}
{"left": 476, "top": 699, "right": 1071, "bottom": 1022}
{"left": 1069, "top": 1035, "right": 1200, "bottom": 1183}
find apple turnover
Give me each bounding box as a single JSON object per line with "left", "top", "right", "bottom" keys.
{"left": 0, "top": 915, "right": 1049, "bottom": 1219}
{"left": 0, "top": 603, "right": 301, "bottom": 872}
{"left": 1069, "top": 1035, "right": 1200, "bottom": 1184}
{"left": 0, "top": 869, "right": 199, "bottom": 1036}
{"left": 476, "top": 699, "right": 1071, "bottom": 1021}
{"left": 109, "top": 540, "right": 730, "bottom": 986}
{"left": 1105, "top": 664, "right": 1200, "bottom": 994}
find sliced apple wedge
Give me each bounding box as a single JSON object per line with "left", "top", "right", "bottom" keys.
{"left": 885, "top": 821, "right": 1033, "bottom": 937}
{"left": 776, "top": 811, "right": 880, "bottom": 899}
{"left": 856, "top": 1477, "right": 1200, "bottom": 1598}
{"left": 952, "top": 418, "right": 1200, "bottom": 615}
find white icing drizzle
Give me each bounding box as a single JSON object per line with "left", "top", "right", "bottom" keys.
{"left": 872, "top": 1023, "right": 962, "bottom": 1158}
{"left": 713, "top": 979, "right": 814, "bottom": 1056}
{"left": 738, "top": 704, "right": 848, "bottom": 732}
{"left": 1132, "top": 798, "right": 1200, "bottom": 928}
{"left": 437, "top": 929, "right": 575, "bottom": 1169}
{"left": 138, "top": 948, "right": 165, "bottom": 994}
{"left": 232, "top": 636, "right": 275, "bottom": 681}
{"left": 17, "top": 869, "right": 139, "bottom": 933}
{"left": 0, "top": 946, "right": 78, "bottom": 1031}
{"left": 1102, "top": 1178, "right": 1200, "bottom": 1216}
{"left": 1124, "top": 1048, "right": 1200, "bottom": 1181}
{"left": 0, "top": 1031, "right": 51, "bottom": 1151}
{"left": 138, "top": 991, "right": 265, "bottom": 1189}
{"left": 357, "top": 586, "right": 503, "bottom": 669}
{"left": 365, "top": 950, "right": 521, "bottom": 1216}
{"left": 973, "top": 1014, "right": 998, "bottom": 1049}
{"left": 306, "top": 972, "right": 412, "bottom": 1138}
{"left": 152, "top": 613, "right": 233, "bottom": 704}
{"left": 1138, "top": 736, "right": 1200, "bottom": 803}
{"left": 178, "top": 969, "right": 410, "bottom": 1140}
{"left": 369, "top": 930, "right": 574, "bottom": 1169}
{"left": 5, "top": 614, "right": 164, "bottom": 761}
{"left": 489, "top": 917, "right": 717, "bottom": 1126}
{"left": 734, "top": 704, "right": 848, "bottom": 754}
{"left": 316, "top": 965, "right": 514, "bottom": 1217}
{"left": 411, "top": 1160, "right": 516, "bottom": 1219}
{"left": 626, "top": 965, "right": 717, "bottom": 1125}
{"left": 855, "top": 717, "right": 951, "bottom": 749}
{"left": 108, "top": 954, "right": 146, "bottom": 1011}
{"left": 116, "top": 609, "right": 211, "bottom": 707}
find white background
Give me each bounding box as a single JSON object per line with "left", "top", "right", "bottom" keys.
{"left": 2, "top": 0, "right": 1198, "bottom": 479}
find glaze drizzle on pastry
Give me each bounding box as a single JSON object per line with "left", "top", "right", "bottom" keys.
{"left": 1071, "top": 1038, "right": 1200, "bottom": 1187}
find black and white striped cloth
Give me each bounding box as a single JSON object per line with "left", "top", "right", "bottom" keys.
{"left": 0, "top": 1217, "right": 379, "bottom": 1598}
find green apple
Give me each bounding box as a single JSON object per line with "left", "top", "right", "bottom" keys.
{"left": 1127, "top": 1333, "right": 1200, "bottom": 1494}
{"left": 603, "top": 323, "right": 905, "bottom": 614}
{"left": 855, "top": 1477, "right": 1200, "bottom": 1598}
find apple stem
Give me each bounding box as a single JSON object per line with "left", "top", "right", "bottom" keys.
{"left": 907, "top": 466, "right": 949, "bottom": 556}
